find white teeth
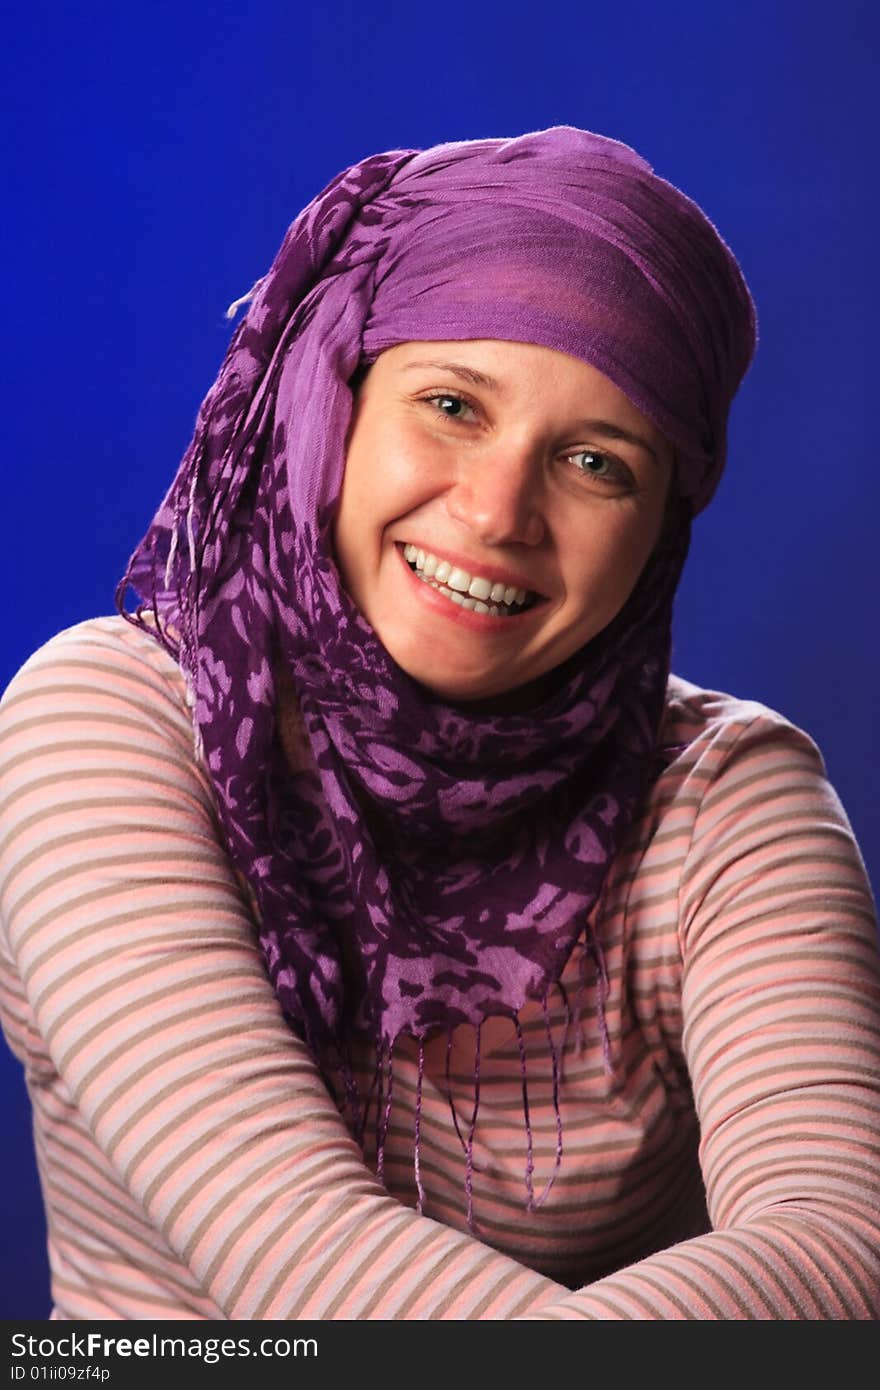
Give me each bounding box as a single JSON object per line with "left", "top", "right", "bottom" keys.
{"left": 467, "top": 575, "right": 492, "bottom": 601}
{"left": 416, "top": 570, "right": 517, "bottom": 618}
{"left": 404, "top": 544, "right": 536, "bottom": 611}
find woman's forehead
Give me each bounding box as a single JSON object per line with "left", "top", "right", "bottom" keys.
{"left": 371, "top": 339, "right": 670, "bottom": 443}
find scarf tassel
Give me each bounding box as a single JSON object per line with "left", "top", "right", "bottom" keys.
{"left": 360, "top": 927, "right": 606, "bottom": 1232}
{"left": 413, "top": 1037, "right": 426, "bottom": 1215}
{"left": 375, "top": 1039, "right": 395, "bottom": 1190}
{"left": 577, "top": 927, "right": 613, "bottom": 1075}
{"left": 464, "top": 1023, "right": 482, "bottom": 1234}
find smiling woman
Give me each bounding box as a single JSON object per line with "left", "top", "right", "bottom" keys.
{"left": 1, "top": 127, "right": 878, "bottom": 1320}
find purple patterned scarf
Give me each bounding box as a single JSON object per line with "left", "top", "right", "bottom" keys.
{"left": 118, "top": 127, "right": 756, "bottom": 1213}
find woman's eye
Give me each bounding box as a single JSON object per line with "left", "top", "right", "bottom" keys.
{"left": 567, "top": 449, "right": 628, "bottom": 485}
{"left": 422, "top": 392, "right": 475, "bottom": 422}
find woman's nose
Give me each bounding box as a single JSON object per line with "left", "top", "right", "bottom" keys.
{"left": 444, "top": 447, "right": 546, "bottom": 548}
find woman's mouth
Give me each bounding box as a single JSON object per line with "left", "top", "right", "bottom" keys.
{"left": 400, "top": 544, "right": 542, "bottom": 617}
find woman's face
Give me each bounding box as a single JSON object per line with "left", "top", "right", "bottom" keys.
{"left": 333, "top": 339, "right": 673, "bottom": 703}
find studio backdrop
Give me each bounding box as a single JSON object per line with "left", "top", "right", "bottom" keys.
{"left": 2, "top": 0, "right": 877, "bottom": 1318}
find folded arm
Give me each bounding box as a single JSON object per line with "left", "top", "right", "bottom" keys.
{"left": 0, "top": 620, "right": 566, "bottom": 1319}
{"left": 525, "top": 714, "right": 880, "bottom": 1318}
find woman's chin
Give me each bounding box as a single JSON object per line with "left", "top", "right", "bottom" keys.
{"left": 407, "top": 667, "right": 511, "bottom": 704}
{"left": 393, "top": 650, "right": 558, "bottom": 711}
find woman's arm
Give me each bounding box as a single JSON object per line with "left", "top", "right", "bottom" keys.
{"left": 0, "top": 618, "right": 566, "bottom": 1319}
{"left": 524, "top": 713, "right": 880, "bottom": 1318}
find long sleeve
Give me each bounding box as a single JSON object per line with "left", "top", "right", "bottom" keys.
{"left": 0, "top": 619, "right": 565, "bottom": 1319}
{"left": 5, "top": 621, "right": 879, "bottom": 1319}
{"left": 524, "top": 711, "right": 880, "bottom": 1318}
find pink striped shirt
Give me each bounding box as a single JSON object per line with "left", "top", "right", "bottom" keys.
{"left": 1, "top": 616, "right": 878, "bottom": 1319}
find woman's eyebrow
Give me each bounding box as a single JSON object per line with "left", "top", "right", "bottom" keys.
{"left": 401, "top": 360, "right": 659, "bottom": 464}
{"left": 579, "top": 420, "right": 660, "bottom": 464}
{"left": 401, "top": 359, "right": 501, "bottom": 390}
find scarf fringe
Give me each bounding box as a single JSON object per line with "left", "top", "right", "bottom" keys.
{"left": 513, "top": 1017, "right": 536, "bottom": 1210}
{"left": 413, "top": 1038, "right": 426, "bottom": 1215}
{"left": 338, "top": 924, "right": 611, "bottom": 1234}
{"left": 464, "top": 1023, "right": 482, "bottom": 1233}
{"left": 535, "top": 990, "right": 566, "bottom": 1209}
{"left": 375, "top": 1039, "right": 395, "bottom": 1190}
{"left": 575, "top": 926, "right": 612, "bottom": 1074}
{"left": 445, "top": 1031, "right": 470, "bottom": 1159}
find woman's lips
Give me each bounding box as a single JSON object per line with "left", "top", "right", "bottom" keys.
{"left": 396, "top": 541, "right": 545, "bottom": 599}
{"left": 396, "top": 542, "right": 546, "bottom": 627}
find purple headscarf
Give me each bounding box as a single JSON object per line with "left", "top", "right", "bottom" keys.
{"left": 119, "top": 126, "right": 756, "bottom": 1215}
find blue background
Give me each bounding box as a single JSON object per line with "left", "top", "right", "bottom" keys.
{"left": 2, "top": 0, "right": 877, "bottom": 1317}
